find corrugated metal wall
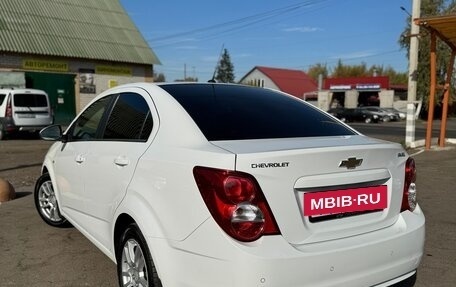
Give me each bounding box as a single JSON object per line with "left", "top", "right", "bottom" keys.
{"left": 0, "top": 0, "right": 160, "bottom": 65}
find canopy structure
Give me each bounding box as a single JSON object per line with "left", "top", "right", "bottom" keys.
{"left": 415, "top": 15, "right": 456, "bottom": 149}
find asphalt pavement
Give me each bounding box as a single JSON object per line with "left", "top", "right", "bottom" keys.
{"left": 349, "top": 118, "right": 456, "bottom": 144}
{"left": 0, "top": 126, "right": 455, "bottom": 286}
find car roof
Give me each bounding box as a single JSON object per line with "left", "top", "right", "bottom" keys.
{"left": 94, "top": 82, "right": 355, "bottom": 143}
{"left": 0, "top": 88, "right": 48, "bottom": 95}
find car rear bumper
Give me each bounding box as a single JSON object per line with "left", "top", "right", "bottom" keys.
{"left": 148, "top": 206, "right": 424, "bottom": 287}
{"left": 17, "top": 125, "right": 47, "bottom": 132}
{"left": 1, "top": 117, "right": 52, "bottom": 132}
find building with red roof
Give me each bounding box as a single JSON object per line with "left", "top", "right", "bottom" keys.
{"left": 239, "top": 66, "right": 318, "bottom": 101}
{"left": 317, "top": 75, "right": 412, "bottom": 113}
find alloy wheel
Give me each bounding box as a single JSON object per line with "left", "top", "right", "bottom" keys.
{"left": 120, "top": 239, "right": 149, "bottom": 287}
{"left": 38, "top": 180, "right": 63, "bottom": 222}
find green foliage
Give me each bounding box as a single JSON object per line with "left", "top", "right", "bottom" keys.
{"left": 306, "top": 61, "right": 408, "bottom": 85}
{"left": 332, "top": 60, "right": 369, "bottom": 77}
{"left": 399, "top": 0, "right": 456, "bottom": 110}
{"left": 380, "top": 66, "right": 408, "bottom": 85}
{"left": 215, "top": 49, "right": 235, "bottom": 83}
{"left": 307, "top": 63, "right": 329, "bottom": 80}
{"left": 153, "top": 72, "right": 166, "bottom": 82}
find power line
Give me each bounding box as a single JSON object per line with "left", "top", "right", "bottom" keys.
{"left": 149, "top": 0, "right": 333, "bottom": 48}
{"left": 290, "top": 49, "right": 404, "bottom": 70}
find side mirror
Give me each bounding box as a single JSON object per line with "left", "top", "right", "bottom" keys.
{"left": 39, "top": 125, "right": 65, "bottom": 141}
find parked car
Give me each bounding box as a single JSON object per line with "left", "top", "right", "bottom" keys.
{"left": 0, "top": 88, "right": 53, "bottom": 140}
{"left": 327, "top": 107, "right": 384, "bottom": 123}
{"left": 326, "top": 107, "right": 348, "bottom": 121}
{"left": 35, "top": 83, "right": 424, "bottom": 287}
{"left": 357, "top": 106, "right": 399, "bottom": 122}
{"left": 383, "top": 107, "right": 406, "bottom": 120}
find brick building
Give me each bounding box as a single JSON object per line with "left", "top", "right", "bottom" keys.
{"left": 0, "top": 0, "right": 160, "bottom": 124}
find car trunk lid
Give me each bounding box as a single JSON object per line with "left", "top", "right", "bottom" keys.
{"left": 211, "top": 135, "right": 407, "bottom": 245}
{"left": 13, "top": 92, "right": 52, "bottom": 127}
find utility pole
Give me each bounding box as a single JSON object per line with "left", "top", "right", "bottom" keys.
{"left": 184, "top": 63, "right": 187, "bottom": 80}
{"left": 405, "top": 0, "right": 421, "bottom": 147}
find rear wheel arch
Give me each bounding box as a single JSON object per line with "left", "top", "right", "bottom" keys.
{"left": 114, "top": 192, "right": 168, "bottom": 239}
{"left": 42, "top": 166, "right": 49, "bottom": 175}
{"left": 115, "top": 219, "right": 163, "bottom": 286}
{"left": 114, "top": 213, "right": 135, "bottom": 259}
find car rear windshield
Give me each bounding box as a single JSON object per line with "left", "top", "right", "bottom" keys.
{"left": 14, "top": 93, "right": 47, "bottom": 107}
{"left": 161, "top": 84, "right": 355, "bottom": 141}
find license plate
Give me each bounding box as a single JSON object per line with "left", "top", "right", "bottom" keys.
{"left": 17, "top": 114, "right": 36, "bottom": 118}
{"left": 303, "top": 185, "right": 387, "bottom": 216}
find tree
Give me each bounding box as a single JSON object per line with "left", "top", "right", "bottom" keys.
{"left": 308, "top": 60, "right": 408, "bottom": 84}
{"left": 381, "top": 66, "right": 408, "bottom": 85}
{"left": 331, "top": 60, "right": 369, "bottom": 78}
{"left": 399, "top": 0, "right": 455, "bottom": 111}
{"left": 215, "top": 49, "right": 235, "bottom": 83}
{"left": 307, "top": 63, "right": 329, "bottom": 81}
{"left": 307, "top": 61, "right": 408, "bottom": 85}
{"left": 153, "top": 72, "right": 166, "bottom": 82}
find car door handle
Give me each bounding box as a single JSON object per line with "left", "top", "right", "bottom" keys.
{"left": 75, "top": 154, "right": 85, "bottom": 164}
{"left": 114, "top": 156, "right": 130, "bottom": 167}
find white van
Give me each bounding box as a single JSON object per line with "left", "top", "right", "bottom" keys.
{"left": 0, "top": 88, "right": 53, "bottom": 140}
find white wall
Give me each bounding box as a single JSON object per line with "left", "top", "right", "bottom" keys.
{"left": 240, "top": 69, "right": 280, "bottom": 91}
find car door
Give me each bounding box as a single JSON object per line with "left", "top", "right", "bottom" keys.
{"left": 54, "top": 95, "right": 113, "bottom": 220}
{"left": 80, "top": 88, "right": 157, "bottom": 248}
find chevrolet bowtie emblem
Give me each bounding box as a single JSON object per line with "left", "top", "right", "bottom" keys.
{"left": 339, "top": 157, "right": 363, "bottom": 169}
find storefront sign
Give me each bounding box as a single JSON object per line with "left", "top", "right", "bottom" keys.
{"left": 108, "top": 80, "right": 118, "bottom": 88}
{"left": 96, "top": 65, "right": 132, "bottom": 76}
{"left": 23, "top": 59, "right": 69, "bottom": 72}
{"left": 356, "top": 84, "right": 381, "bottom": 90}
{"left": 330, "top": 85, "right": 351, "bottom": 90}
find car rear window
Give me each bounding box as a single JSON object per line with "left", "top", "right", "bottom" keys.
{"left": 14, "top": 93, "right": 47, "bottom": 107}
{"left": 161, "top": 84, "right": 355, "bottom": 141}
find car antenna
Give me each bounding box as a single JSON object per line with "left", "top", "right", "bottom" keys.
{"left": 208, "top": 44, "right": 224, "bottom": 83}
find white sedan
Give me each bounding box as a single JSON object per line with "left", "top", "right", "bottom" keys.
{"left": 35, "top": 83, "right": 424, "bottom": 287}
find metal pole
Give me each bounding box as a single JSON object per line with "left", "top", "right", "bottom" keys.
{"left": 425, "top": 32, "right": 437, "bottom": 150}
{"left": 405, "top": 0, "right": 421, "bottom": 147}
{"left": 439, "top": 51, "right": 456, "bottom": 147}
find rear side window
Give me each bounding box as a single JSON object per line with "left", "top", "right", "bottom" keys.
{"left": 103, "top": 93, "right": 153, "bottom": 141}
{"left": 0, "top": 94, "right": 6, "bottom": 105}
{"left": 13, "top": 93, "right": 48, "bottom": 107}
{"left": 161, "top": 84, "right": 355, "bottom": 141}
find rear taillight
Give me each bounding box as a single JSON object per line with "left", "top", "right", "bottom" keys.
{"left": 193, "top": 166, "right": 280, "bottom": 242}
{"left": 401, "top": 157, "right": 417, "bottom": 212}
{"left": 5, "top": 95, "right": 12, "bottom": 117}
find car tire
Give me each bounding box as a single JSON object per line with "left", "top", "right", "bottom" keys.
{"left": 34, "top": 173, "right": 70, "bottom": 227}
{"left": 0, "top": 123, "right": 5, "bottom": 140}
{"left": 117, "top": 223, "right": 162, "bottom": 287}
{"left": 364, "top": 117, "right": 372, "bottom": 124}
